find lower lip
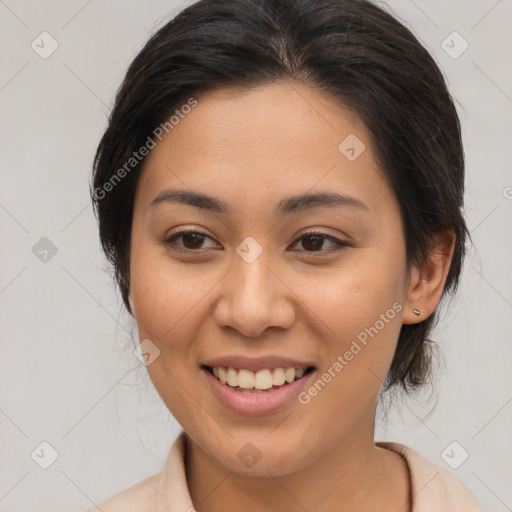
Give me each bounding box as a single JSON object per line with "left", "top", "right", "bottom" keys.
{"left": 201, "top": 367, "right": 315, "bottom": 416}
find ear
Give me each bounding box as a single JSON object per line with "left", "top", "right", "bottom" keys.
{"left": 402, "top": 229, "right": 456, "bottom": 325}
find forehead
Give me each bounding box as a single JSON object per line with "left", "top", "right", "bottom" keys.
{"left": 152, "top": 82, "right": 366, "bottom": 159}
{"left": 135, "top": 81, "right": 392, "bottom": 216}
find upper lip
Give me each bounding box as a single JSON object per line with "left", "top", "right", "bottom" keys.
{"left": 201, "top": 356, "right": 316, "bottom": 372}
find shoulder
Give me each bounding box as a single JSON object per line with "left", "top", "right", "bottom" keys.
{"left": 377, "top": 441, "right": 482, "bottom": 512}
{"left": 84, "top": 471, "right": 163, "bottom": 512}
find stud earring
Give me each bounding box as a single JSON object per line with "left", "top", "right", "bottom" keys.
{"left": 413, "top": 308, "right": 421, "bottom": 317}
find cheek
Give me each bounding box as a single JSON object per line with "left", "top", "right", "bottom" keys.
{"left": 300, "top": 249, "right": 406, "bottom": 410}
{"left": 129, "top": 241, "right": 213, "bottom": 344}
{"left": 129, "top": 243, "right": 209, "bottom": 419}
{"left": 312, "top": 251, "right": 406, "bottom": 339}
{"left": 295, "top": 291, "right": 402, "bottom": 445}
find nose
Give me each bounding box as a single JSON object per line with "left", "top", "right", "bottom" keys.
{"left": 213, "top": 248, "right": 296, "bottom": 338}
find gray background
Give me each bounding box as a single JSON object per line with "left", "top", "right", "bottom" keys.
{"left": 0, "top": 0, "right": 511, "bottom": 511}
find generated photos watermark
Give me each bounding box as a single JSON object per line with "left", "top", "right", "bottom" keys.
{"left": 298, "top": 301, "right": 403, "bottom": 404}
{"left": 93, "top": 97, "right": 198, "bottom": 201}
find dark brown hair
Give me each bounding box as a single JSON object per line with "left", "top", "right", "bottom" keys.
{"left": 90, "top": 0, "right": 468, "bottom": 393}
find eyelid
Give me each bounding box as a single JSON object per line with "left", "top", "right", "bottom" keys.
{"left": 290, "top": 229, "right": 348, "bottom": 252}
{"left": 162, "top": 227, "right": 349, "bottom": 254}
{"left": 163, "top": 227, "right": 219, "bottom": 251}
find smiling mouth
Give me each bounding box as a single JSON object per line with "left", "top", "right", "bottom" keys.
{"left": 202, "top": 365, "right": 316, "bottom": 393}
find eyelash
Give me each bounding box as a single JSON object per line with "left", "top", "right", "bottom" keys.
{"left": 162, "top": 229, "right": 348, "bottom": 254}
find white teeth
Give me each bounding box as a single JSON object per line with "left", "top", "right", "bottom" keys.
{"left": 218, "top": 366, "right": 228, "bottom": 384}
{"left": 254, "top": 369, "right": 273, "bottom": 389}
{"left": 295, "top": 367, "right": 305, "bottom": 379}
{"left": 227, "top": 367, "right": 238, "bottom": 387}
{"left": 285, "top": 368, "right": 295, "bottom": 383}
{"left": 208, "top": 365, "right": 310, "bottom": 390}
{"left": 238, "top": 369, "right": 255, "bottom": 389}
{"left": 272, "top": 368, "right": 286, "bottom": 386}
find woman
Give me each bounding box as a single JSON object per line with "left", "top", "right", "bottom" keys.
{"left": 88, "top": 0, "right": 481, "bottom": 510}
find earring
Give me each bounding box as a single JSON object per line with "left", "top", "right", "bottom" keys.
{"left": 413, "top": 308, "right": 421, "bottom": 317}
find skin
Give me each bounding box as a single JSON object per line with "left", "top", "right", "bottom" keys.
{"left": 128, "top": 81, "right": 455, "bottom": 512}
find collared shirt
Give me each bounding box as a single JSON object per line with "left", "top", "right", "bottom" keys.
{"left": 86, "top": 430, "right": 482, "bottom": 511}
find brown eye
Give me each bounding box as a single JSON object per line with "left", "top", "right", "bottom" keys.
{"left": 162, "top": 229, "right": 348, "bottom": 255}
{"left": 181, "top": 232, "right": 206, "bottom": 250}
{"left": 163, "top": 230, "right": 218, "bottom": 251}
{"left": 291, "top": 231, "right": 348, "bottom": 253}
{"left": 301, "top": 234, "right": 325, "bottom": 251}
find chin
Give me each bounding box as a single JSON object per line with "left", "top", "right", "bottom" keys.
{"left": 202, "top": 432, "right": 315, "bottom": 478}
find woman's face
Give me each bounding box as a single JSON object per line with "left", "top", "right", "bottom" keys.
{"left": 129, "top": 81, "right": 412, "bottom": 476}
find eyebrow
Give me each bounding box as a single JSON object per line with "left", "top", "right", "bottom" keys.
{"left": 150, "top": 189, "right": 369, "bottom": 215}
